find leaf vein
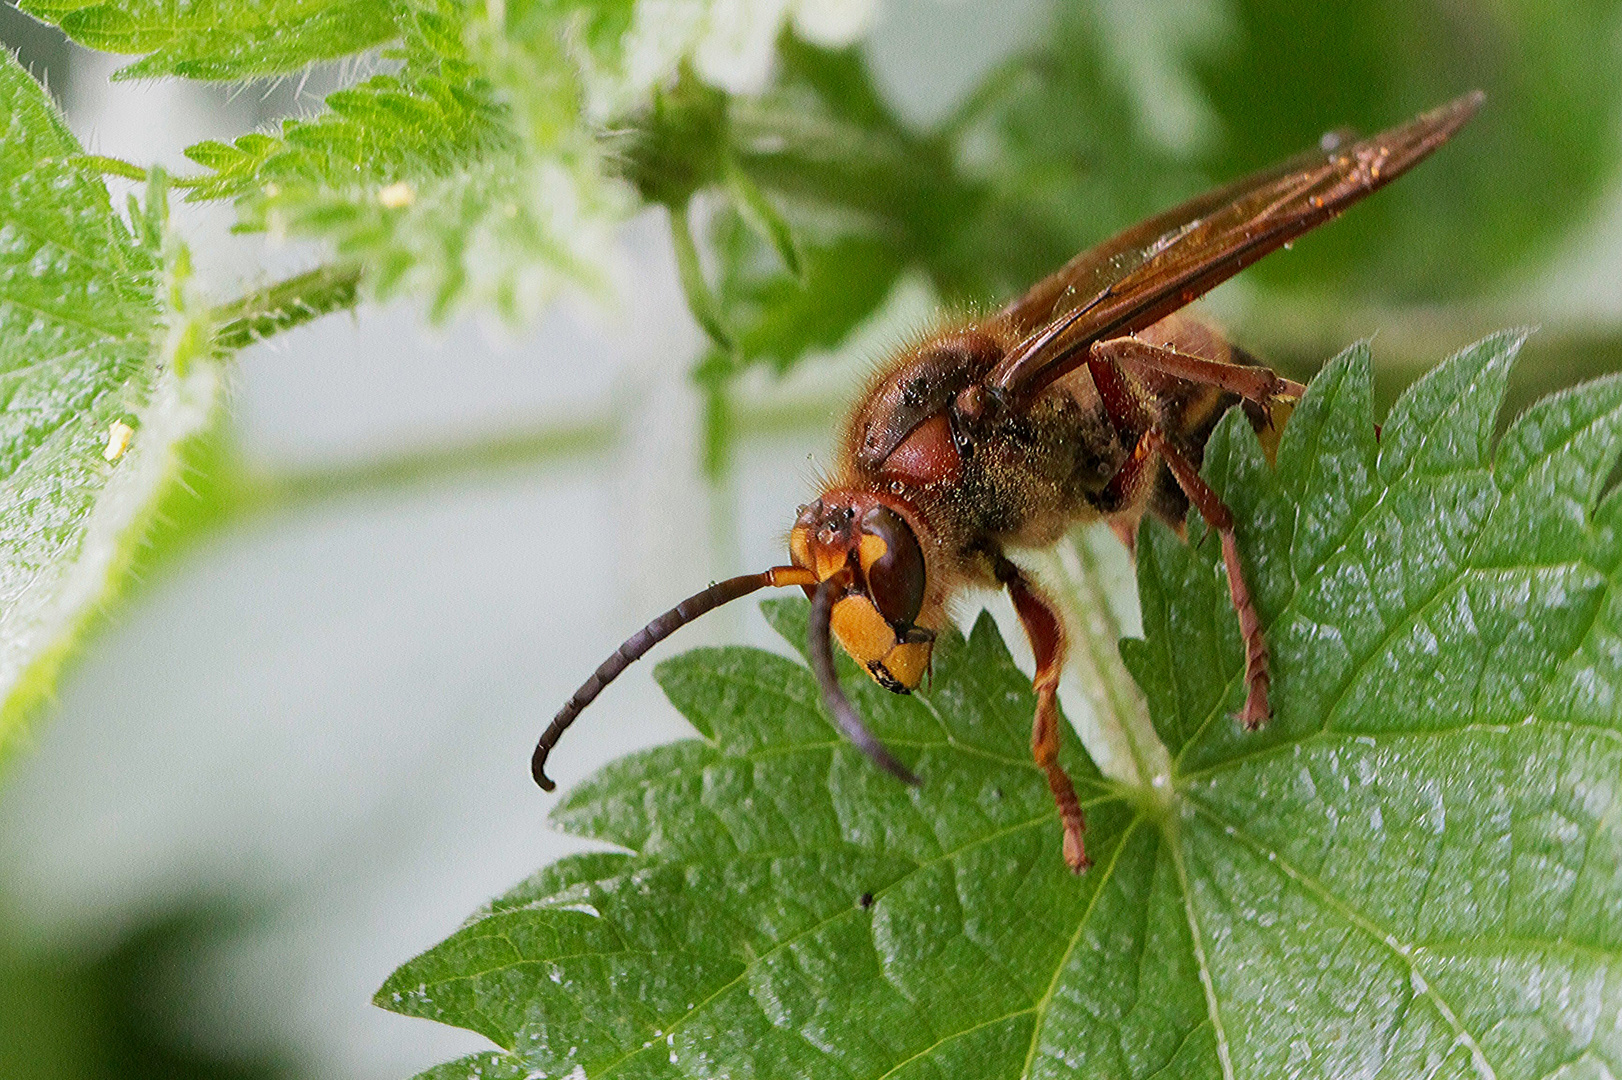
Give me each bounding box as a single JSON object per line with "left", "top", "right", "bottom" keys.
{"left": 1189, "top": 798, "right": 1502, "bottom": 1080}
{"left": 872, "top": 1006, "right": 1037, "bottom": 1080}
{"left": 1168, "top": 818, "right": 1235, "bottom": 1080}
{"left": 1020, "top": 814, "right": 1144, "bottom": 1079}
{"left": 594, "top": 811, "right": 1063, "bottom": 1078}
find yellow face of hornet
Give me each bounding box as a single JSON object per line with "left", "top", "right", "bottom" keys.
{"left": 790, "top": 499, "right": 934, "bottom": 693}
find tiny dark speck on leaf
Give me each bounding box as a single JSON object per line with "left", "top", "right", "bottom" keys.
{"left": 858, "top": 892, "right": 874, "bottom": 909}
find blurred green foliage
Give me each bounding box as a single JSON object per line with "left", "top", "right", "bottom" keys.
{"left": 700, "top": 0, "right": 1622, "bottom": 379}
{"left": 23, "top": 0, "right": 1622, "bottom": 373}
{"left": 1193, "top": 0, "right": 1622, "bottom": 296}
{"left": 603, "top": 0, "right": 1622, "bottom": 472}
{"left": 0, "top": 903, "right": 291, "bottom": 1080}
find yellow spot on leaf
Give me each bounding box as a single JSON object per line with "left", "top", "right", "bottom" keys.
{"left": 103, "top": 420, "right": 134, "bottom": 462}
{"left": 378, "top": 182, "right": 415, "bottom": 208}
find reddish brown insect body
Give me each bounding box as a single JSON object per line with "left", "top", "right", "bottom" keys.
{"left": 533, "top": 92, "right": 1484, "bottom": 873}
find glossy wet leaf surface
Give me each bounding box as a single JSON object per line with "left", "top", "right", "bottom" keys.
{"left": 381, "top": 331, "right": 1622, "bottom": 1078}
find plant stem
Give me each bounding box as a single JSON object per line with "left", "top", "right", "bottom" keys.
{"left": 230, "top": 413, "right": 619, "bottom": 517}
{"left": 1036, "top": 529, "right": 1170, "bottom": 802}
{"left": 668, "top": 203, "right": 734, "bottom": 353}
{"left": 209, "top": 263, "right": 363, "bottom": 353}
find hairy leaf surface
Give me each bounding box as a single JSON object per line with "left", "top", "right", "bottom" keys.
{"left": 383, "top": 333, "right": 1622, "bottom": 1077}
{"left": 172, "top": 0, "right": 618, "bottom": 320}
{"left": 0, "top": 55, "right": 219, "bottom": 757}
{"left": 17, "top": 0, "right": 401, "bottom": 80}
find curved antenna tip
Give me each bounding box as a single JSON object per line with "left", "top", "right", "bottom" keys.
{"left": 529, "top": 570, "right": 800, "bottom": 797}
{"left": 532, "top": 748, "right": 558, "bottom": 792}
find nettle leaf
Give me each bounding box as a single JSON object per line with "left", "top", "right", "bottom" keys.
{"left": 706, "top": 209, "right": 904, "bottom": 376}
{"left": 383, "top": 331, "right": 1622, "bottom": 1078}
{"left": 163, "top": 0, "right": 881, "bottom": 324}
{"left": 17, "top": 0, "right": 402, "bottom": 81}
{"left": 180, "top": 0, "right": 515, "bottom": 204}
{"left": 175, "top": 0, "right": 627, "bottom": 320}
{"left": 0, "top": 57, "right": 220, "bottom": 756}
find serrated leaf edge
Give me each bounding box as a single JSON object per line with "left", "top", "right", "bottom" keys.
{"left": 0, "top": 247, "right": 221, "bottom": 758}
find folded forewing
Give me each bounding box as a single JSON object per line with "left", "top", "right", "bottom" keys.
{"left": 989, "top": 92, "right": 1484, "bottom": 402}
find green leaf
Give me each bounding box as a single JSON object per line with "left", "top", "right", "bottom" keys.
{"left": 173, "top": 0, "right": 622, "bottom": 321}
{"left": 178, "top": 0, "right": 516, "bottom": 202}
{"left": 383, "top": 331, "right": 1622, "bottom": 1078}
{"left": 383, "top": 611, "right": 1117, "bottom": 1079}
{"left": 724, "top": 160, "right": 801, "bottom": 281}
{"left": 669, "top": 201, "right": 733, "bottom": 353}
{"left": 0, "top": 56, "right": 220, "bottom": 758}
{"left": 18, "top": 0, "right": 402, "bottom": 81}
{"left": 708, "top": 212, "right": 904, "bottom": 376}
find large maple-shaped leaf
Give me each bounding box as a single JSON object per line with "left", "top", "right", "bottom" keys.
{"left": 381, "top": 332, "right": 1622, "bottom": 1079}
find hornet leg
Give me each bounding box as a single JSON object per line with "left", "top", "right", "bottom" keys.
{"left": 1148, "top": 430, "right": 1270, "bottom": 729}
{"left": 995, "top": 555, "right": 1089, "bottom": 873}
{"left": 1092, "top": 336, "right": 1305, "bottom": 406}
{"left": 1089, "top": 351, "right": 1272, "bottom": 730}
